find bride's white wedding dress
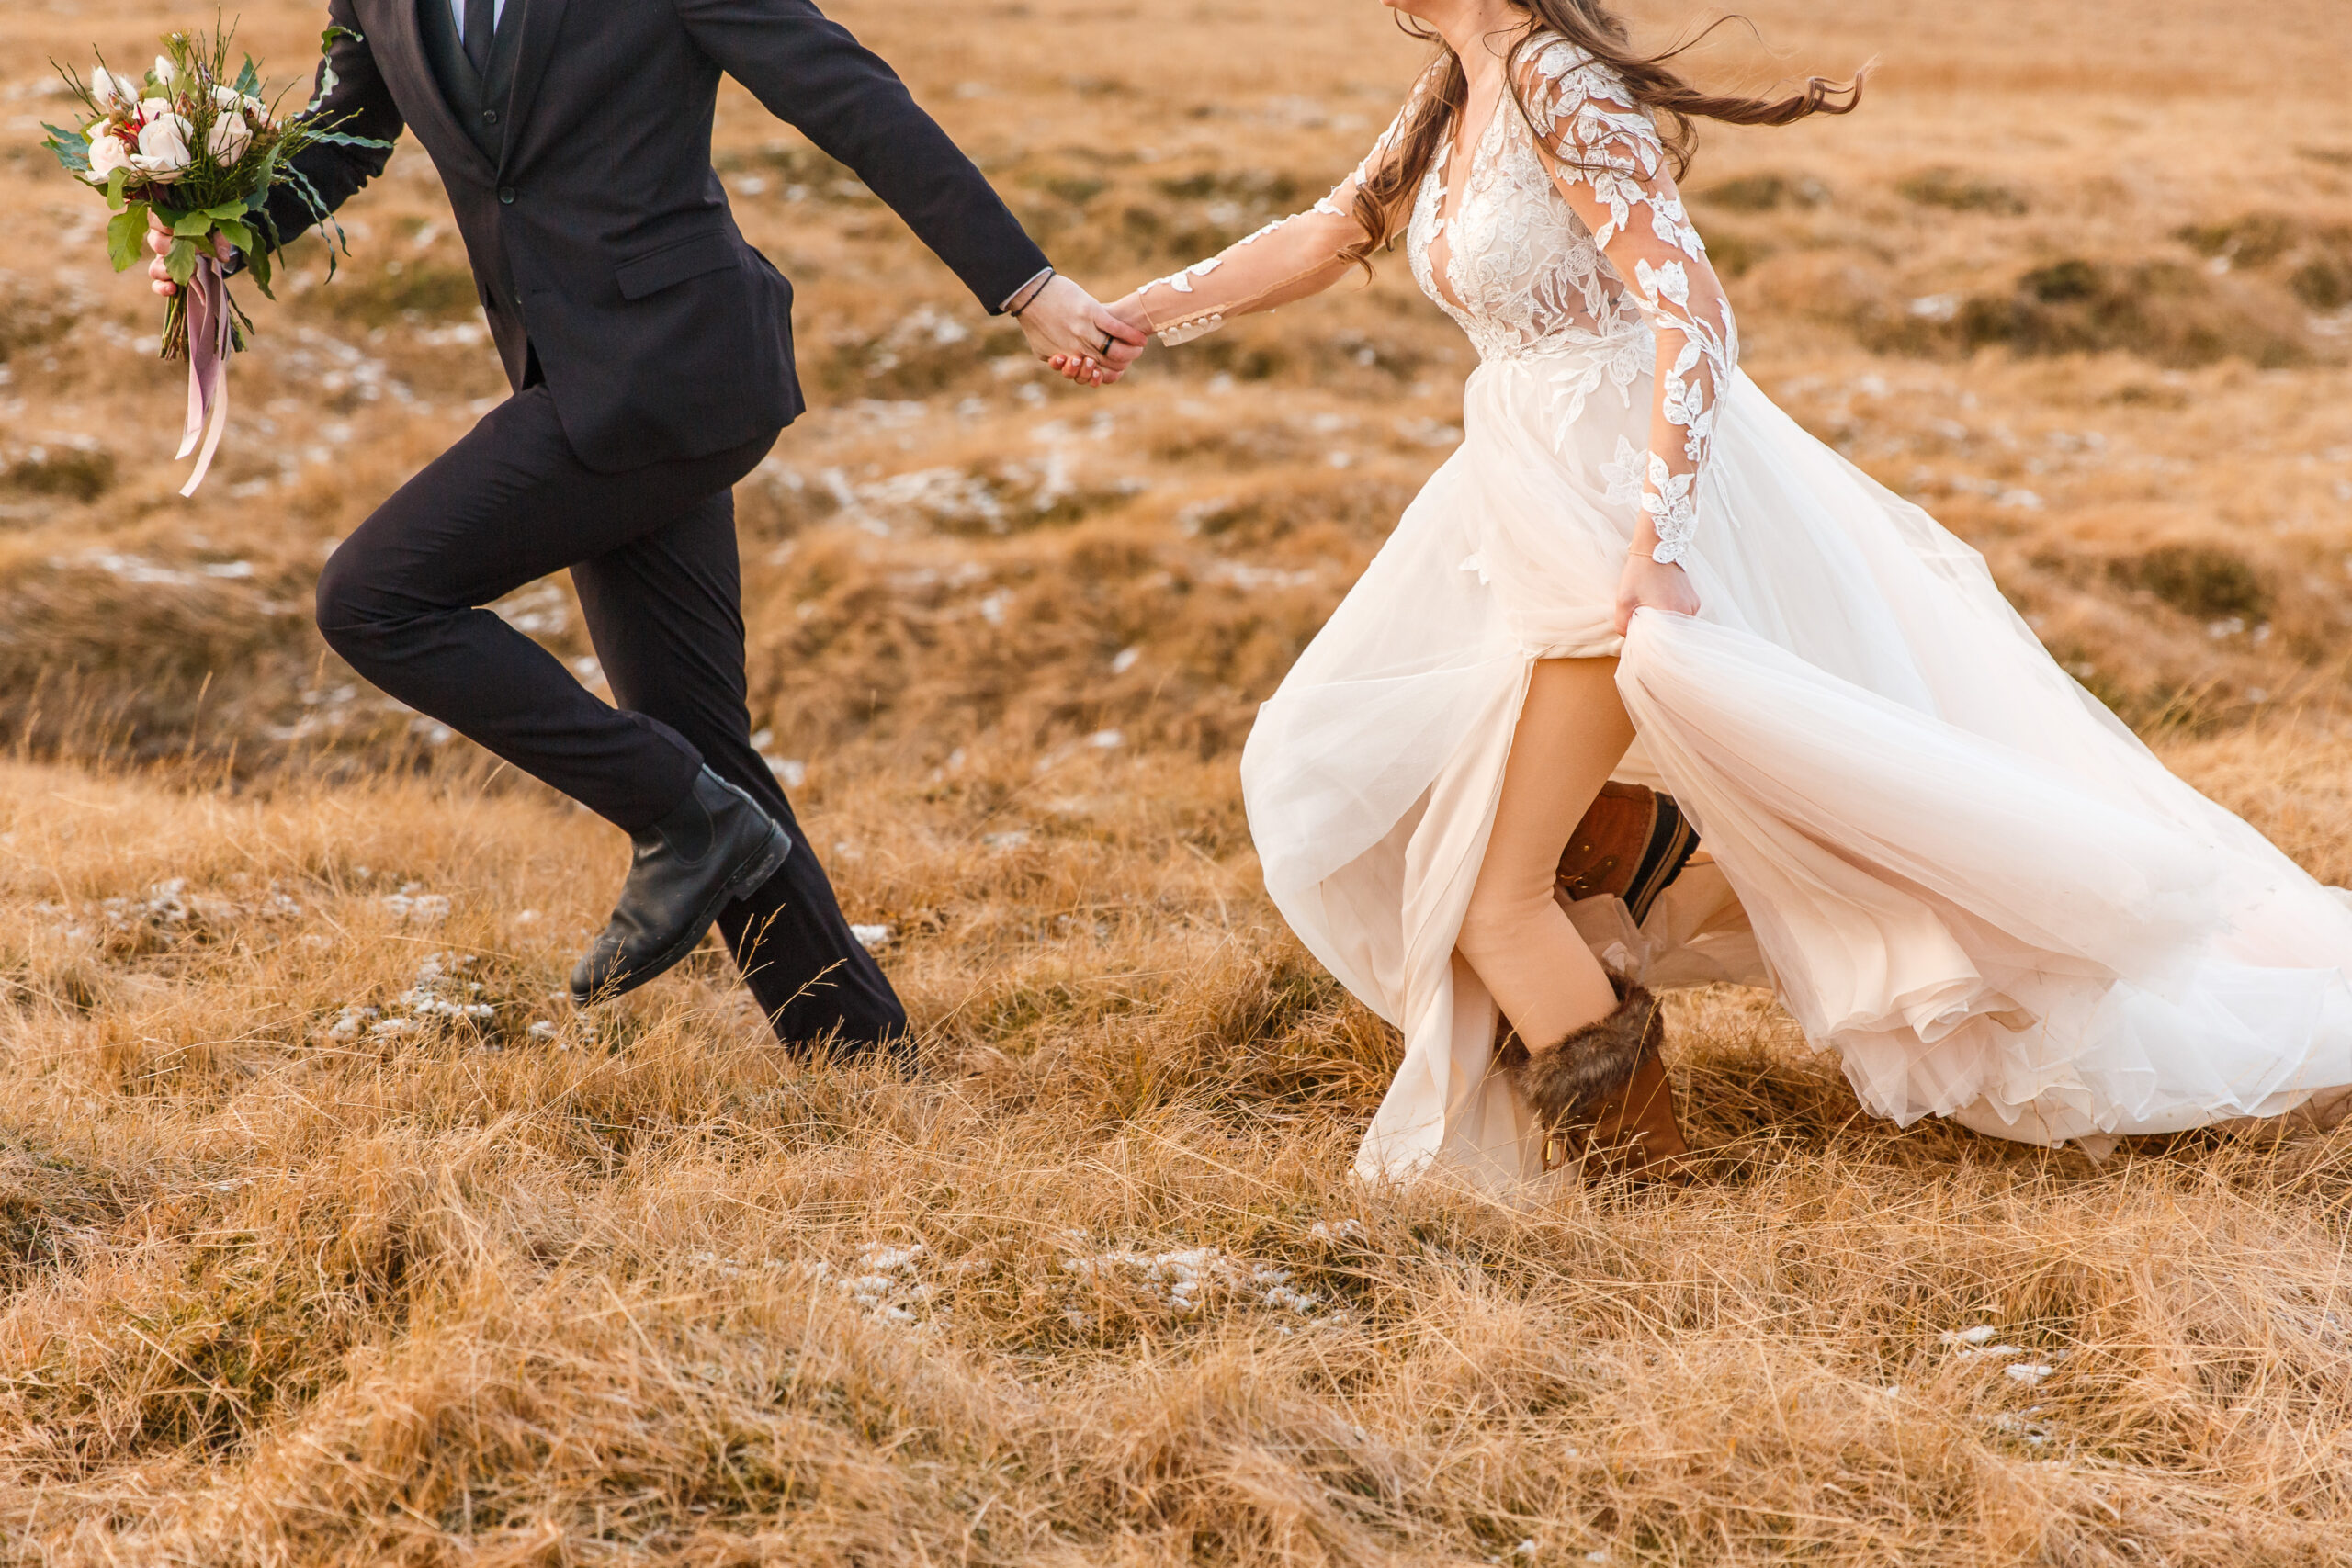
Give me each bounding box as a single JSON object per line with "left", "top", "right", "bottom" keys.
{"left": 1144, "top": 35, "right": 2352, "bottom": 1185}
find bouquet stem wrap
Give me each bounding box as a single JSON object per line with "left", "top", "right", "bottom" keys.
{"left": 176, "top": 255, "right": 232, "bottom": 497}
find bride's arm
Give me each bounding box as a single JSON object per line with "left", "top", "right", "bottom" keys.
{"left": 1515, "top": 41, "right": 1735, "bottom": 572}
{"left": 1086, "top": 81, "right": 1434, "bottom": 351}
{"left": 1111, "top": 203, "right": 1363, "bottom": 346}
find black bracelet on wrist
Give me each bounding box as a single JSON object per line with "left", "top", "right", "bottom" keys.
{"left": 1008, "top": 267, "right": 1056, "bottom": 317}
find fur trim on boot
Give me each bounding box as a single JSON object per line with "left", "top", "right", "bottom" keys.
{"left": 1503, "top": 976, "right": 1661, "bottom": 1135}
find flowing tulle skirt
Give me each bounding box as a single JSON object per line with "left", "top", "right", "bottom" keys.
{"left": 1238, "top": 336, "right": 2352, "bottom": 1186}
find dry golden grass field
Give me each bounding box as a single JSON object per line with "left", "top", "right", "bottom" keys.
{"left": 4, "top": 0, "right": 2352, "bottom": 1562}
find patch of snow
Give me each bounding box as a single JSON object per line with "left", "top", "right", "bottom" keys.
{"left": 1061, "top": 1242, "right": 1337, "bottom": 1325}
{"left": 380, "top": 885, "right": 451, "bottom": 924}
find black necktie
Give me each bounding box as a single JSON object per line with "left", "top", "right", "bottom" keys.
{"left": 463, "top": 0, "right": 495, "bottom": 77}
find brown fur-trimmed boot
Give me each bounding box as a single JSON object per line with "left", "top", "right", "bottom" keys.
{"left": 1504, "top": 978, "right": 1695, "bottom": 1184}
{"left": 1574, "top": 1036, "right": 1695, "bottom": 1183}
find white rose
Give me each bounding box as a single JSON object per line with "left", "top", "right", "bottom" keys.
{"left": 208, "top": 108, "right": 252, "bottom": 164}
{"left": 89, "top": 67, "right": 135, "bottom": 114}
{"left": 131, "top": 111, "right": 194, "bottom": 182}
{"left": 85, "top": 130, "right": 132, "bottom": 183}
{"left": 209, "top": 85, "right": 268, "bottom": 139}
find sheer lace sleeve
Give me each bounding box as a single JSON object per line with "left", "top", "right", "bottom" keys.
{"left": 1126, "top": 76, "right": 1433, "bottom": 345}
{"left": 1515, "top": 40, "right": 1735, "bottom": 566}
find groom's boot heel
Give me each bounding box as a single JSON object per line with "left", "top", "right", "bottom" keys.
{"left": 1506, "top": 977, "right": 1695, "bottom": 1184}
{"left": 728, "top": 820, "right": 793, "bottom": 901}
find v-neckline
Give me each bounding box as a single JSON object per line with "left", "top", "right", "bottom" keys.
{"left": 1426, "top": 79, "right": 1508, "bottom": 317}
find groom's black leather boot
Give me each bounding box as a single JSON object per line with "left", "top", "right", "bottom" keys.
{"left": 571, "top": 766, "right": 794, "bottom": 1007}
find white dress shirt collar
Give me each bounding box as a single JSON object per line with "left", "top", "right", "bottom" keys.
{"left": 451, "top": 0, "right": 508, "bottom": 46}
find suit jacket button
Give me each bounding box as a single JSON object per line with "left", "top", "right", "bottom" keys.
{"left": 481, "top": 108, "right": 499, "bottom": 126}
{"left": 498, "top": 186, "right": 515, "bottom": 204}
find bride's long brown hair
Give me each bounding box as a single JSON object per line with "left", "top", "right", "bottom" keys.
{"left": 1344, "top": 0, "right": 1863, "bottom": 266}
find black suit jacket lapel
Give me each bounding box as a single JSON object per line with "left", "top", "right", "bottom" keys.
{"left": 498, "top": 0, "right": 570, "bottom": 175}
{"left": 369, "top": 0, "right": 496, "bottom": 177}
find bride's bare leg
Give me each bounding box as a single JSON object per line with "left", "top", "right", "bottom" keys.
{"left": 1456, "top": 657, "right": 1636, "bottom": 1045}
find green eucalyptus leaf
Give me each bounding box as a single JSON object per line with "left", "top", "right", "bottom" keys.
{"left": 105, "top": 168, "right": 130, "bottom": 208}
{"left": 215, "top": 218, "right": 254, "bottom": 254}
{"left": 172, "top": 210, "right": 217, "bottom": 239}
{"left": 106, "top": 206, "right": 147, "bottom": 273}
{"left": 166, "top": 238, "right": 198, "bottom": 288}
{"left": 235, "top": 58, "right": 261, "bottom": 96}
{"left": 42, "top": 124, "right": 92, "bottom": 172}
{"left": 246, "top": 244, "right": 276, "bottom": 300}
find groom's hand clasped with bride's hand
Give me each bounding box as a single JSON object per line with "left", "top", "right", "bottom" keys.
{"left": 1014, "top": 274, "right": 1148, "bottom": 385}
{"left": 1045, "top": 292, "right": 1153, "bottom": 386}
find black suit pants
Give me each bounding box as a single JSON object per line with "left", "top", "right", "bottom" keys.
{"left": 316, "top": 384, "right": 908, "bottom": 1049}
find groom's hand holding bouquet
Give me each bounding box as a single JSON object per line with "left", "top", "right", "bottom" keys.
{"left": 40, "top": 25, "right": 390, "bottom": 493}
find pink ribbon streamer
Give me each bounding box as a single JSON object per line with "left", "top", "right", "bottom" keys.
{"left": 175, "top": 257, "right": 232, "bottom": 498}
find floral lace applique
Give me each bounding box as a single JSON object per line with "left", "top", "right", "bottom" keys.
{"left": 1509, "top": 38, "right": 1736, "bottom": 565}
{"left": 1600, "top": 434, "right": 1645, "bottom": 508}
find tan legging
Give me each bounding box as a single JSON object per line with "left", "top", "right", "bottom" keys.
{"left": 1455, "top": 657, "right": 1635, "bottom": 1048}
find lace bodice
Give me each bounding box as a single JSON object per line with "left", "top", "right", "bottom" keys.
{"left": 1129, "top": 36, "right": 1736, "bottom": 566}
{"left": 1408, "top": 59, "right": 1630, "bottom": 367}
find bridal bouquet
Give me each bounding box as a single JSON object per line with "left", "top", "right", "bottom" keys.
{"left": 40, "top": 26, "right": 389, "bottom": 494}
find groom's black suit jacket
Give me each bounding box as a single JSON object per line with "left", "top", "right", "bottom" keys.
{"left": 267, "top": 0, "right": 1049, "bottom": 471}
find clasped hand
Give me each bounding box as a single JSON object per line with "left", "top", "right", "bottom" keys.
{"left": 1016, "top": 275, "right": 1147, "bottom": 386}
